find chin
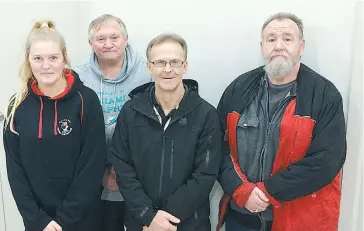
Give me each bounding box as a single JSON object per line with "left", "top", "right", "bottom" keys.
{"left": 156, "top": 82, "right": 178, "bottom": 92}
{"left": 102, "top": 53, "right": 121, "bottom": 61}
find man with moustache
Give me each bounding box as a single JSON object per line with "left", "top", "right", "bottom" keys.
{"left": 216, "top": 12, "right": 346, "bottom": 231}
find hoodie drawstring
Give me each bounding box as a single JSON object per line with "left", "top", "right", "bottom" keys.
{"left": 38, "top": 98, "right": 59, "bottom": 138}
{"left": 38, "top": 97, "right": 44, "bottom": 138}
{"left": 100, "top": 77, "right": 103, "bottom": 103}
{"left": 113, "top": 83, "right": 116, "bottom": 109}
{"left": 100, "top": 76, "right": 118, "bottom": 111}
{"left": 54, "top": 101, "right": 58, "bottom": 135}
{"left": 77, "top": 91, "right": 84, "bottom": 124}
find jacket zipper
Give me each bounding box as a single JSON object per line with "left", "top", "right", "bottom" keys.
{"left": 159, "top": 135, "right": 166, "bottom": 200}
{"left": 257, "top": 94, "right": 294, "bottom": 230}
{"left": 170, "top": 140, "right": 174, "bottom": 178}
{"left": 259, "top": 95, "right": 293, "bottom": 181}
{"left": 258, "top": 214, "right": 266, "bottom": 231}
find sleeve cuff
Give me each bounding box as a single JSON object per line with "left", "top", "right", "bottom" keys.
{"left": 36, "top": 214, "right": 53, "bottom": 231}
{"left": 232, "top": 182, "right": 256, "bottom": 208}
{"left": 256, "top": 182, "right": 281, "bottom": 208}
{"left": 140, "top": 207, "right": 158, "bottom": 226}
{"left": 55, "top": 216, "right": 69, "bottom": 231}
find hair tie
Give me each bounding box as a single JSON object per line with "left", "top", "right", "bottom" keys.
{"left": 40, "top": 22, "right": 48, "bottom": 28}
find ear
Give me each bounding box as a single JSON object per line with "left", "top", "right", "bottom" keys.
{"left": 183, "top": 61, "right": 189, "bottom": 74}
{"left": 300, "top": 39, "right": 306, "bottom": 56}
{"left": 260, "top": 40, "right": 264, "bottom": 56}
{"left": 146, "top": 62, "right": 153, "bottom": 76}
{"left": 88, "top": 39, "right": 92, "bottom": 46}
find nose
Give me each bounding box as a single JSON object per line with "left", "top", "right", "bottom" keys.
{"left": 163, "top": 62, "right": 172, "bottom": 72}
{"left": 104, "top": 38, "right": 113, "bottom": 48}
{"left": 274, "top": 38, "right": 284, "bottom": 51}
{"left": 41, "top": 59, "right": 50, "bottom": 69}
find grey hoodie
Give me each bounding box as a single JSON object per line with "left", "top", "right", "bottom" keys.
{"left": 74, "top": 43, "right": 152, "bottom": 201}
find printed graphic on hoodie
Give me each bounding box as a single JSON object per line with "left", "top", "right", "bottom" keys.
{"left": 57, "top": 119, "right": 73, "bottom": 135}
{"left": 99, "top": 90, "right": 127, "bottom": 113}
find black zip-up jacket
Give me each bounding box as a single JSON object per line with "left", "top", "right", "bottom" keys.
{"left": 110, "top": 80, "right": 222, "bottom": 230}
{"left": 3, "top": 70, "right": 106, "bottom": 231}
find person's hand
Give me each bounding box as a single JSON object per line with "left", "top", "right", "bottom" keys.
{"left": 43, "top": 221, "right": 62, "bottom": 231}
{"left": 143, "top": 225, "right": 177, "bottom": 231}
{"left": 148, "top": 210, "right": 180, "bottom": 231}
{"left": 103, "top": 167, "right": 119, "bottom": 191}
{"left": 244, "top": 187, "right": 269, "bottom": 213}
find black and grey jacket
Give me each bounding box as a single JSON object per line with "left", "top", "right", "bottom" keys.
{"left": 109, "top": 80, "right": 222, "bottom": 230}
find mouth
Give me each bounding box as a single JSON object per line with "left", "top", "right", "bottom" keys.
{"left": 41, "top": 73, "right": 54, "bottom": 75}
{"left": 271, "top": 55, "right": 286, "bottom": 59}
{"left": 162, "top": 76, "right": 174, "bottom": 80}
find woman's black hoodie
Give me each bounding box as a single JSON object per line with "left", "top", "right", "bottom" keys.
{"left": 3, "top": 70, "right": 107, "bottom": 231}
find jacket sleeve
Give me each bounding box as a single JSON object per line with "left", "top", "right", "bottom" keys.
{"left": 216, "top": 86, "right": 256, "bottom": 207}
{"left": 260, "top": 91, "right": 346, "bottom": 202}
{"left": 163, "top": 108, "right": 222, "bottom": 221}
{"left": 4, "top": 119, "right": 53, "bottom": 230}
{"left": 55, "top": 92, "right": 107, "bottom": 229}
{"left": 109, "top": 107, "right": 157, "bottom": 226}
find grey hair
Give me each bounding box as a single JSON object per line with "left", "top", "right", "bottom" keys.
{"left": 88, "top": 14, "right": 128, "bottom": 40}
{"left": 261, "top": 12, "right": 304, "bottom": 40}
{"left": 146, "top": 33, "right": 188, "bottom": 61}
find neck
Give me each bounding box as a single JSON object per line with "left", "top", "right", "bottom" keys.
{"left": 98, "top": 56, "right": 124, "bottom": 78}
{"left": 268, "top": 62, "right": 300, "bottom": 85}
{"left": 38, "top": 76, "right": 68, "bottom": 98}
{"left": 155, "top": 83, "right": 185, "bottom": 115}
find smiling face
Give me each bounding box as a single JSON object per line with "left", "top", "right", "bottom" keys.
{"left": 261, "top": 18, "right": 305, "bottom": 80}
{"left": 28, "top": 40, "right": 65, "bottom": 87}
{"left": 147, "top": 41, "right": 188, "bottom": 92}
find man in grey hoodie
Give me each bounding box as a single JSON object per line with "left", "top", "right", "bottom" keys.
{"left": 74, "top": 14, "right": 152, "bottom": 231}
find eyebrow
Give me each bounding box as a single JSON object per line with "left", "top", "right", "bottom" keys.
{"left": 266, "top": 32, "right": 294, "bottom": 37}
{"left": 31, "top": 53, "right": 60, "bottom": 56}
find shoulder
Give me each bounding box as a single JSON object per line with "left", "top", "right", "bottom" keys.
{"left": 300, "top": 64, "right": 342, "bottom": 102}
{"left": 73, "top": 63, "right": 92, "bottom": 82}
{"left": 77, "top": 85, "right": 101, "bottom": 111}
{"left": 222, "top": 66, "right": 265, "bottom": 98}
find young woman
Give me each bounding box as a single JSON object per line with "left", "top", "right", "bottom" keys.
{"left": 3, "top": 20, "right": 106, "bottom": 231}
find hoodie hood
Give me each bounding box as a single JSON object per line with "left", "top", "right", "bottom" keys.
{"left": 28, "top": 70, "right": 84, "bottom": 138}
{"left": 89, "top": 43, "right": 142, "bottom": 84}
{"left": 74, "top": 42, "right": 151, "bottom": 141}
{"left": 29, "top": 69, "right": 82, "bottom": 99}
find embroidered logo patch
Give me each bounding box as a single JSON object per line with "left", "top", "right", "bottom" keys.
{"left": 57, "top": 119, "right": 72, "bottom": 136}
{"left": 179, "top": 117, "right": 187, "bottom": 125}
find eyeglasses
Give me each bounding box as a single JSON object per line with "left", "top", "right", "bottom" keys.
{"left": 149, "top": 60, "right": 185, "bottom": 68}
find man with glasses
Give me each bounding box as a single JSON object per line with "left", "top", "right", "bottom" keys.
{"left": 216, "top": 12, "right": 346, "bottom": 231}
{"left": 74, "top": 14, "right": 152, "bottom": 231}
{"left": 109, "top": 33, "right": 222, "bottom": 231}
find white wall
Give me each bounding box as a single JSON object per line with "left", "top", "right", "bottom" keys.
{"left": 0, "top": 0, "right": 361, "bottom": 230}
{"left": 339, "top": 1, "right": 364, "bottom": 230}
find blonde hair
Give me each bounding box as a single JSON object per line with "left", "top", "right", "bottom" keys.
{"left": 4, "top": 20, "right": 70, "bottom": 133}
{"left": 146, "top": 33, "right": 188, "bottom": 61}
